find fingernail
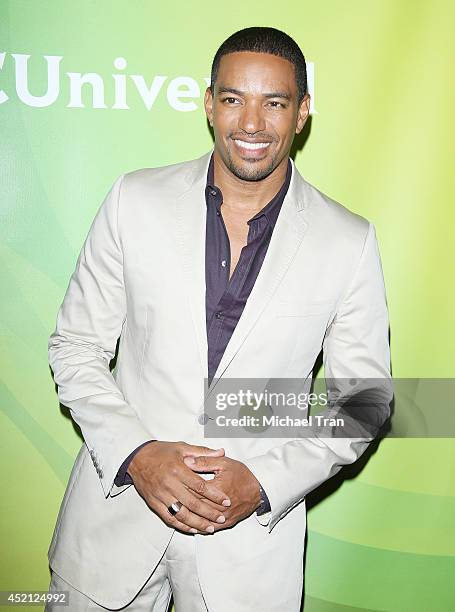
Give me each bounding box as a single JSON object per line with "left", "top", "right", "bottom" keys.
{"left": 206, "top": 525, "right": 215, "bottom": 533}
{"left": 185, "top": 457, "right": 195, "bottom": 464}
{"left": 222, "top": 499, "right": 231, "bottom": 507}
{"left": 189, "top": 528, "right": 197, "bottom": 533}
{"left": 216, "top": 515, "right": 226, "bottom": 523}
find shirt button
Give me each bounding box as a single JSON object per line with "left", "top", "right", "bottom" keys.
{"left": 221, "top": 260, "right": 226, "bottom": 267}
{"left": 215, "top": 311, "right": 223, "bottom": 319}
{"left": 210, "top": 189, "right": 217, "bottom": 196}
{"left": 216, "top": 210, "right": 221, "bottom": 216}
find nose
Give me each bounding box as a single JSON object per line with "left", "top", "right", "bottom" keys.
{"left": 238, "top": 100, "right": 266, "bottom": 134}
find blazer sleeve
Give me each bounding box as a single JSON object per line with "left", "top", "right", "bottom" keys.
{"left": 243, "top": 222, "right": 393, "bottom": 532}
{"left": 48, "top": 175, "right": 155, "bottom": 499}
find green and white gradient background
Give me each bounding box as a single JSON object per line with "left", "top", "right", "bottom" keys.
{"left": 1, "top": 1, "right": 454, "bottom": 610}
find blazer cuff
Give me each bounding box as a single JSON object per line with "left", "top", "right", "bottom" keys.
{"left": 254, "top": 509, "right": 272, "bottom": 526}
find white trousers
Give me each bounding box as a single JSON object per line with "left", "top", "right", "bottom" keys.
{"left": 45, "top": 530, "right": 209, "bottom": 611}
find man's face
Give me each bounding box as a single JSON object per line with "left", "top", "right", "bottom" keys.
{"left": 204, "top": 51, "right": 310, "bottom": 182}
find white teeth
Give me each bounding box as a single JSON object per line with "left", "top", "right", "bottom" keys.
{"left": 233, "top": 139, "right": 270, "bottom": 150}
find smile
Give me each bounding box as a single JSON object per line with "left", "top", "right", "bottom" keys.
{"left": 233, "top": 139, "right": 271, "bottom": 150}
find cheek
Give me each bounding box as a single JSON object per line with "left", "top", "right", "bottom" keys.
{"left": 267, "top": 117, "right": 295, "bottom": 141}
{"left": 214, "top": 104, "right": 238, "bottom": 122}
{"left": 213, "top": 116, "right": 236, "bottom": 139}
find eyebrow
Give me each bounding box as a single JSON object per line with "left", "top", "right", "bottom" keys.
{"left": 217, "top": 86, "right": 292, "bottom": 101}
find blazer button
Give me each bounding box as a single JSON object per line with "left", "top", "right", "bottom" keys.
{"left": 198, "top": 412, "right": 209, "bottom": 425}
{"left": 99, "top": 469, "right": 104, "bottom": 478}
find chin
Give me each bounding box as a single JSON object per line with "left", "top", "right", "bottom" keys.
{"left": 230, "top": 158, "right": 278, "bottom": 182}
{"left": 232, "top": 167, "right": 272, "bottom": 182}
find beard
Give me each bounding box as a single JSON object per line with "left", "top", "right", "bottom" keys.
{"left": 223, "top": 141, "right": 280, "bottom": 182}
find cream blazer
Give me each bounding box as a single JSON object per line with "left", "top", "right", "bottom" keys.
{"left": 47, "top": 150, "right": 392, "bottom": 611}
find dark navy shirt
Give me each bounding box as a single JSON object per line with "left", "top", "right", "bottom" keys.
{"left": 205, "top": 154, "right": 292, "bottom": 385}
{"left": 115, "top": 154, "right": 292, "bottom": 513}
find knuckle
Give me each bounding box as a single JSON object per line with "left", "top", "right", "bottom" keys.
{"left": 174, "top": 519, "right": 190, "bottom": 533}
{"left": 212, "top": 508, "right": 223, "bottom": 521}
{"left": 184, "top": 510, "right": 206, "bottom": 530}
{"left": 204, "top": 482, "right": 218, "bottom": 497}
{"left": 194, "top": 479, "right": 207, "bottom": 495}
{"left": 163, "top": 514, "right": 175, "bottom": 527}
{"left": 185, "top": 497, "right": 197, "bottom": 512}
{"left": 205, "top": 485, "right": 221, "bottom": 503}
{"left": 170, "top": 517, "right": 188, "bottom": 532}
{"left": 176, "top": 505, "right": 188, "bottom": 520}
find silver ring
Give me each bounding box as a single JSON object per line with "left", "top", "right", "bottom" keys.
{"left": 168, "top": 501, "right": 183, "bottom": 516}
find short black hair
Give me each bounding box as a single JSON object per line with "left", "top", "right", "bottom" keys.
{"left": 210, "top": 27, "right": 307, "bottom": 102}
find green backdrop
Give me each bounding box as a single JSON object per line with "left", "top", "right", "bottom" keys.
{"left": 1, "top": 1, "right": 454, "bottom": 610}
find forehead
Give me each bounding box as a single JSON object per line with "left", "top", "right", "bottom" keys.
{"left": 216, "top": 51, "right": 297, "bottom": 95}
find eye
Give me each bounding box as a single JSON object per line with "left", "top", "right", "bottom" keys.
{"left": 222, "top": 97, "right": 240, "bottom": 105}
{"left": 267, "top": 100, "right": 286, "bottom": 108}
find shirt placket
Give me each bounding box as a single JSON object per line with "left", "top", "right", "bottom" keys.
{"left": 208, "top": 214, "right": 268, "bottom": 381}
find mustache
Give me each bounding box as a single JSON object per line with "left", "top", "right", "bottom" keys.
{"left": 228, "top": 132, "right": 276, "bottom": 143}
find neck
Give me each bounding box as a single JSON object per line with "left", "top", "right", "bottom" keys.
{"left": 213, "top": 151, "right": 289, "bottom": 213}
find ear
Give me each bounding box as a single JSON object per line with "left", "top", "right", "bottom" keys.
{"left": 295, "top": 93, "right": 311, "bottom": 134}
{"left": 204, "top": 87, "right": 214, "bottom": 127}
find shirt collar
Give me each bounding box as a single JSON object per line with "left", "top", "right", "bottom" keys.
{"left": 205, "top": 153, "right": 292, "bottom": 228}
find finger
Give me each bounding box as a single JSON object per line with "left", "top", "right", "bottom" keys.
{"left": 156, "top": 502, "right": 199, "bottom": 534}
{"left": 191, "top": 493, "right": 230, "bottom": 513}
{"left": 142, "top": 489, "right": 228, "bottom": 534}
{"left": 183, "top": 455, "right": 224, "bottom": 472}
{"left": 181, "top": 445, "right": 225, "bottom": 458}
{"left": 182, "top": 488, "right": 227, "bottom": 512}
{"left": 175, "top": 485, "right": 227, "bottom": 524}
{"left": 135, "top": 488, "right": 199, "bottom": 533}
{"left": 181, "top": 469, "right": 231, "bottom": 507}
{"left": 137, "top": 470, "right": 230, "bottom": 518}
{"left": 159, "top": 500, "right": 218, "bottom": 534}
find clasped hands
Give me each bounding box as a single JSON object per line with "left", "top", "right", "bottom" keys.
{"left": 127, "top": 441, "right": 262, "bottom": 535}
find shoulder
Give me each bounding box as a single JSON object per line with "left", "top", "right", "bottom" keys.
{"left": 119, "top": 153, "right": 209, "bottom": 200}
{"left": 293, "top": 164, "right": 371, "bottom": 245}
{"left": 112, "top": 151, "right": 211, "bottom": 228}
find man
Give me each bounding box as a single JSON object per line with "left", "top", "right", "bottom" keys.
{"left": 46, "top": 27, "right": 392, "bottom": 611}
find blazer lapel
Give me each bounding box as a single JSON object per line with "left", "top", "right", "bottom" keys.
{"left": 175, "top": 152, "right": 310, "bottom": 397}
{"left": 209, "top": 159, "right": 309, "bottom": 391}
{"left": 175, "top": 152, "right": 212, "bottom": 381}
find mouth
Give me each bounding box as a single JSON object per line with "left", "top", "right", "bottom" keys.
{"left": 231, "top": 138, "right": 272, "bottom": 157}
